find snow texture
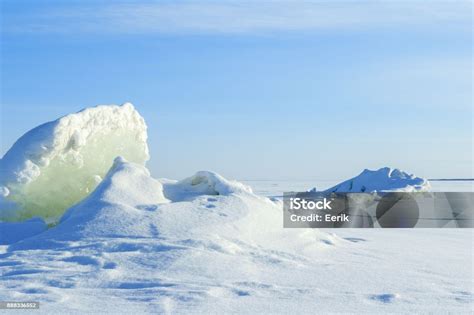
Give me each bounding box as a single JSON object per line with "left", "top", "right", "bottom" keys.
{"left": 0, "top": 217, "right": 47, "bottom": 245}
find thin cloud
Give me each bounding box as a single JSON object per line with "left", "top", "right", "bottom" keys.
{"left": 2, "top": 1, "right": 472, "bottom": 35}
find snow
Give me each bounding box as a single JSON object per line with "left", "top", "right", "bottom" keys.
{"left": 8, "top": 158, "right": 328, "bottom": 251}
{"left": 162, "top": 171, "right": 253, "bottom": 201}
{"left": 324, "top": 167, "right": 431, "bottom": 193}
{"left": 0, "top": 161, "right": 471, "bottom": 313}
{"left": 0, "top": 217, "right": 47, "bottom": 245}
{"left": 0, "top": 103, "right": 149, "bottom": 222}
{"left": 0, "top": 104, "right": 471, "bottom": 314}
{"left": 1, "top": 159, "right": 348, "bottom": 313}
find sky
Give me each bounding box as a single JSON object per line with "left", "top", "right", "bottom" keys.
{"left": 0, "top": 0, "right": 472, "bottom": 181}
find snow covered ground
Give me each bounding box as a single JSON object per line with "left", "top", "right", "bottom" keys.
{"left": 0, "top": 104, "right": 472, "bottom": 314}
{"left": 1, "top": 172, "right": 472, "bottom": 314}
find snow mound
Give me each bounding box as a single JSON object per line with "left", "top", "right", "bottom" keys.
{"left": 10, "top": 160, "right": 332, "bottom": 252}
{"left": 21, "top": 157, "right": 169, "bottom": 242}
{"left": 161, "top": 171, "right": 253, "bottom": 201}
{"left": 0, "top": 103, "right": 149, "bottom": 222}
{"left": 325, "top": 167, "right": 430, "bottom": 193}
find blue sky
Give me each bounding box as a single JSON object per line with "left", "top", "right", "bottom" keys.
{"left": 1, "top": 0, "right": 472, "bottom": 180}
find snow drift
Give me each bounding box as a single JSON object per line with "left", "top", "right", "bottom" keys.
{"left": 53, "top": 157, "right": 169, "bottom": 240}
{"left": 325, "top": 167, "right": 430, "bottom": 193}
{"left": 0, "top": 103, "right": 149, "bottom": 222}
{"left": 161, "top": 171, "right": 253, "bottom": 202}
{"left": 10, "top": 157, "right": 329, "bottom": 247}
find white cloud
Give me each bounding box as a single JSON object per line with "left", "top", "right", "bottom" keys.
{"left": 4, "top": 0, "right": 472, "bottom": 35}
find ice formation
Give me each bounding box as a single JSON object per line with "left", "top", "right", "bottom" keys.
{"left": 325, "top": 167, "right": 431, "bottom": 193}
{"left": 0, "top": 103, "right": 149, "bottom": 222}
